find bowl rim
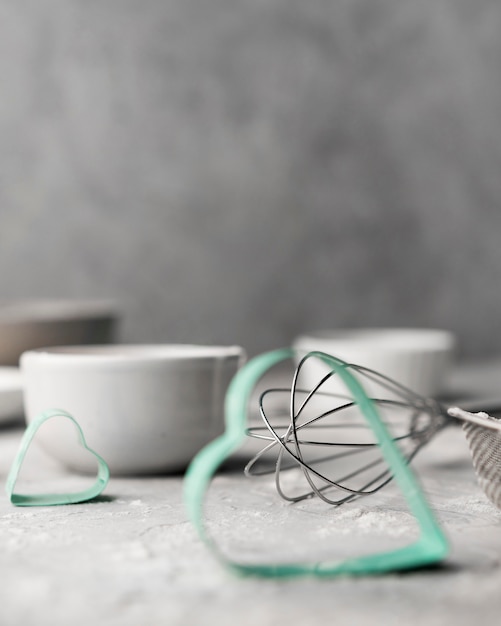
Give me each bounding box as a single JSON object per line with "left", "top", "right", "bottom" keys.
{"left": 20, "top": 343, "right": 245, "bottom": 365}
{"left": 0, "top": 299, "right": 119, "bottom": 322}
{"left": 293, "top": 328, "right": 456, "bottom": 352}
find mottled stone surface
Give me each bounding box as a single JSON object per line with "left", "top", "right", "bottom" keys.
{"left": 2, "top": 360, "right": 501, "bottom": 625}
{"left": 1, "top": 1, "right": 501, "bottom": 357}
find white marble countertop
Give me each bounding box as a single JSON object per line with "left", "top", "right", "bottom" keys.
{"left": 1, "top": 360, "right": 501, "bottom": 626}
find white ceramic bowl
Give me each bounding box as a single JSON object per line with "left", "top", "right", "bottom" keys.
{"left": 21, "top": 344, "right": 245, "bottom": 475}
{"left": 0, "top": 299, "right": 119, "bottom": 366}
{"left": 292, "top": 328, "right": 456, "bottom": 398}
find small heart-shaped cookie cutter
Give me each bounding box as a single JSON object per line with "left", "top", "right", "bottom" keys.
{"left": 6, "top": 409, "right": 110, "bottom": 506}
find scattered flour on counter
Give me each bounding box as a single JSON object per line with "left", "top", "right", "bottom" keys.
{"left": 319, "top": 508, "right": 416, "bottom": 537}
{"left": 442, "top": 494, "right": 500, "bottom": 515}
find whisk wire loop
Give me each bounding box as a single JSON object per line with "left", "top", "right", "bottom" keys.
{"left": 246, "top": 353, "right": 448, "bottom": 504}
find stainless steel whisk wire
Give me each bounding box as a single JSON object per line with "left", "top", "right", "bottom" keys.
{"left": 245, "top": 353, "right": 501, "bottom": 509}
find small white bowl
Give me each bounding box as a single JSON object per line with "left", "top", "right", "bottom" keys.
{"left": 0, "top": 299, "right": 119, "bottom": 366}
{"left": 292, "top": 328, "right": 456, "bottom": 398}
{"left": 21, "top": 344, "right": 245, "bottom": 475}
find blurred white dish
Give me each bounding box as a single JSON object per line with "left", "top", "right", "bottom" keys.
{"left": 21, "top": 344, "right": 245, "bottom": 475}
{"left": 0, "top": 299, "right": 119, "bottom": 366}
{"left": 0, "top": 367, "right": 23, "bottom": 424}
{"left": 293, "top": 328, "right": 456, "bottom": 397}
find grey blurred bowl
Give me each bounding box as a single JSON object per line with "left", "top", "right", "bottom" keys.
{"left": 0, "top": 299, "right": 120, "bottom": 365}
{"left": 293, "top": 328, "right": 456, "bottom": 398}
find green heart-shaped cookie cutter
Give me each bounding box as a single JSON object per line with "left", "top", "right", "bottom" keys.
{"left": 184, "top": 348, "right": 449, "bottom": 577}
{"left": 6, "top": 409, "right": 110, "bottom": 506}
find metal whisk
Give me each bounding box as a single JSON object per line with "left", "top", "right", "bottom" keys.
{"left": 245, "top": 352, "right": 501, "bottom": 509}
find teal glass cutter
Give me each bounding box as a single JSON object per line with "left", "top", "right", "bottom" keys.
{"left": 6, "top": 409, "right": 110, "bottom": 506}
{"left": 184, "top": 348, "right": 449, "bottom": 577}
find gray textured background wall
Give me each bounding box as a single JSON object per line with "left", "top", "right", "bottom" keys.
{"left": 1, "top": 0, "right": 501, "bottom": 358}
